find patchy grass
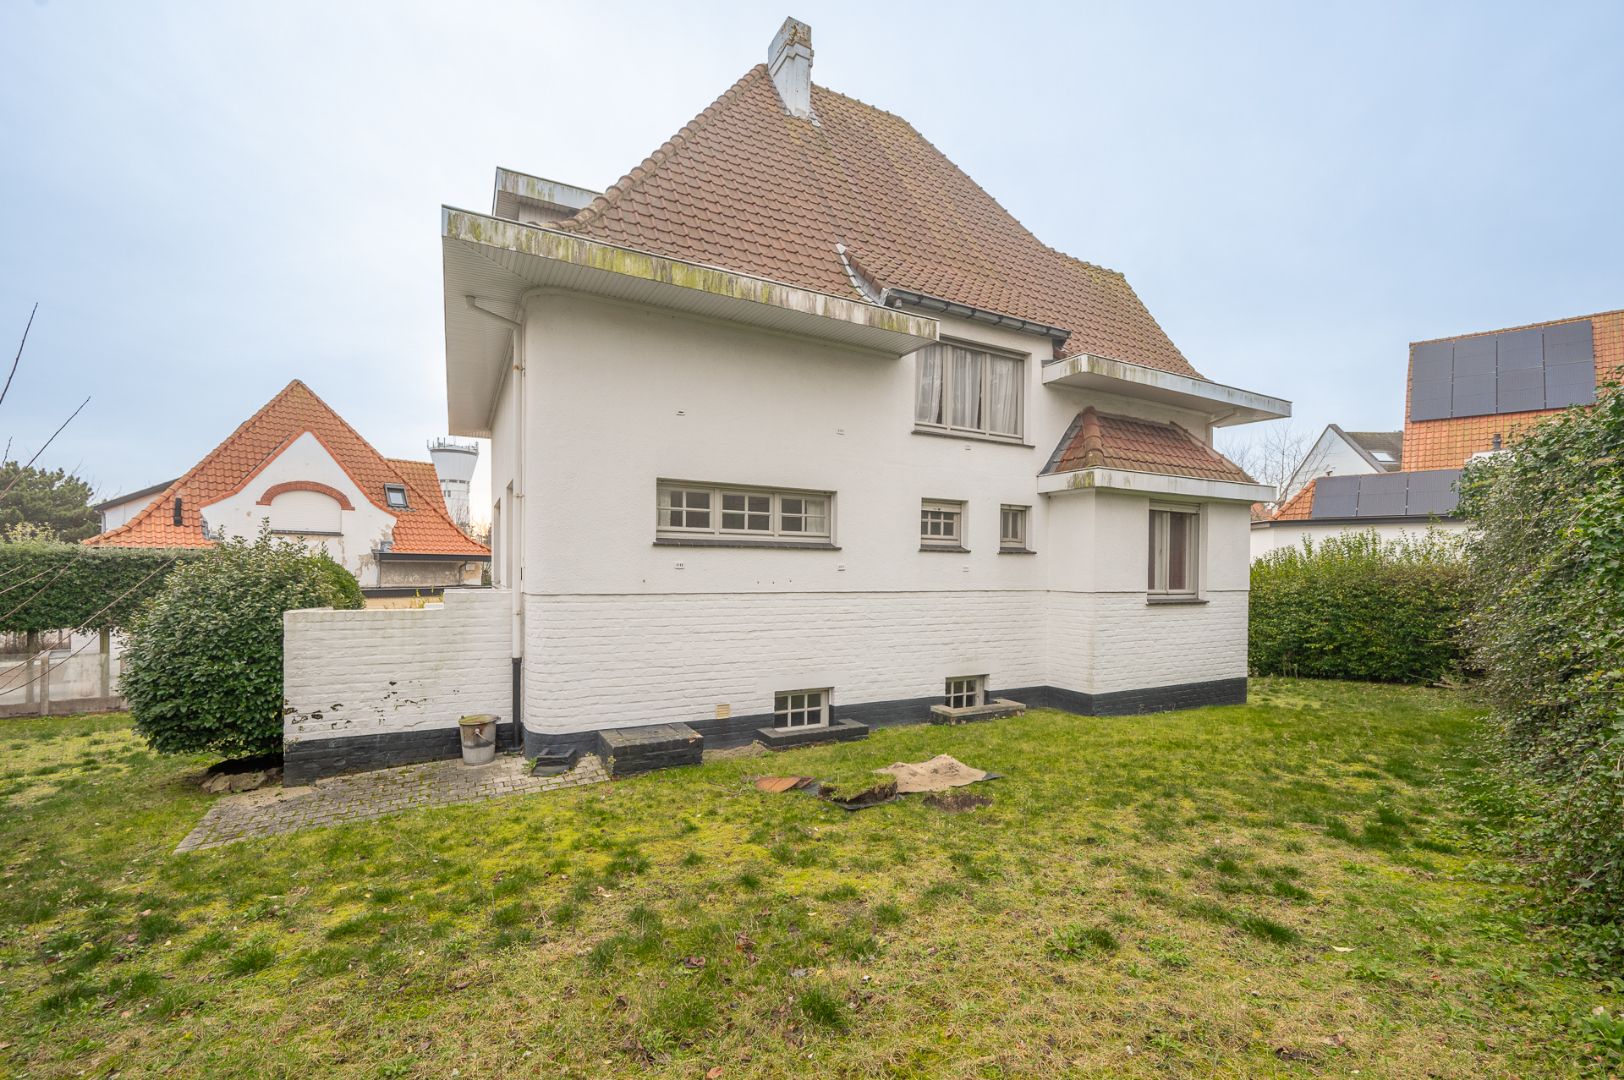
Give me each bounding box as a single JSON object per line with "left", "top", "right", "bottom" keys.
{"left": 0, "top": 682, "right": 1617, "bottom": 1077}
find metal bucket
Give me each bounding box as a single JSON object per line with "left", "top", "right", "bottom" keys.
{"left": 458, "top": 714, "right": 498, "bottom": 766}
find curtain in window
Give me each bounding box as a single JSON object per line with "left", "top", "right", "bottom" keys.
{"left": 914, "top": 347, "right": 944, "bottom": 424}
{"left": 986, "top": 355, "right": 1020, "bottom": 435}
{"left": 948, "top": 347, "right": 984, "bottom": 429}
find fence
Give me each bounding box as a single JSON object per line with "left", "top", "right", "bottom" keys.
{"left": 0, "top": 629, "right": 124, "bottom": 717}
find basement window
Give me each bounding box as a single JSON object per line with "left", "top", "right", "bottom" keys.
{"left": 945, "top": 675, "right": 986, "bottom": 709}
{"left": 774, "top": 689, "right": 829, "bottom": 730}
{"left": 384, "top": 484, "right": 409, "bottom": 510}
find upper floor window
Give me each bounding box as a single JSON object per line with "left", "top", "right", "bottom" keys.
{"left": 1148, "top": 505, "right": 1199, "bottom": 598}
{"left": 914, "top": 343, "right": 1023, "bottom": 439}
{"left": 657, "top": 482, "right": 831, "bottom": 543}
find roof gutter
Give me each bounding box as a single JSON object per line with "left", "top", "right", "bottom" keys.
{"left": 880, "top": 288, "right": 1071, "bottom": 345}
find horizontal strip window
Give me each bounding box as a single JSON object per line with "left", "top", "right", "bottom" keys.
{"left": 657, "top": 482, "right": 832, "bottom": 543}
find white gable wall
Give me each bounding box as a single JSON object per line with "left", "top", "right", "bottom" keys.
{"left": 201, "top": 431, "right": 396, "bottom": 586}
{"left": 1278, "top": 426, "right": 1384, "bottom": 505}
{"left": 511, "top": 292, "right": 1253, "bottom": 738}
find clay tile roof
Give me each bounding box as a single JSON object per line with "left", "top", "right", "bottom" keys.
{"left": 84, "top": 381, "right": 489, "bottom": 558}
{"left": 1270, "top": 479, "right": 1317, "bottom": 521}
{"left": 1042, "top": 407, "right": 1254, "bottom": 483}
{"left": 558, "top": 66, "right": 1201, "bottom": 378}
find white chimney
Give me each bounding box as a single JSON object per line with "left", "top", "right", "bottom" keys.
{"left": 768, "top": 17, "right": 814, "bottom": 120}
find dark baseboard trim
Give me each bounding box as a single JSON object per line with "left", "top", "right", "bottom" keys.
{"left": 284, "top": 719, "right": 515, "bottom": 786}
{"left": 285, "top": 676, "right": 1247, "bottom": 784}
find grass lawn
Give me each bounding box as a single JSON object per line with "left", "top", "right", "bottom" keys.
{"left": 1, "top": 679, "right": 1618, "bottom": 1077}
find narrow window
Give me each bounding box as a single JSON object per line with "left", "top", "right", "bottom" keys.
{"left": 920, "top": 499, "right": 964, "bottom": 548}
{"left": 913, "top": 343, "right": 1023, "bottom": 439}
{"left": 1148, "top": 506, "right": 1200, "bottom": 597}
{"left": 384, "top": 484, "right": 409, "bottom": 510}
{"left": 172, "top": 497, "right": 183, "bottom": 526}
{"left": 945, "top": 675, "right": 986, "bottom": 709}
{"left": 999, "top": 505, "right": 1029, "bottom": 551}
{"left": 657, "top": 483, "right": 831, "bottom": 543}
{"left": 774, "top": 688, "right": 830, "bottom": 729}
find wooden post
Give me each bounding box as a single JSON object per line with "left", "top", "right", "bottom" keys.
{"left": 99, "top": 628, "right": 111, "bottom": 701}
{"left": 24, "top": 630, "right": 38, "bottom": 710}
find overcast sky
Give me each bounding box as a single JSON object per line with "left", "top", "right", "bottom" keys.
{"left": 3, "top": 1, "right": 1621, "bottom": 519}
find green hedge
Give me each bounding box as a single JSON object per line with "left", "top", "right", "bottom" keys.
{"left": 0, "top": 542, "right": 200, "bottom": 634}
{"left": 1249, "top": 530, "right": 1468, "bottom": 683}
{"left": 122, "top": 533, "right": 364, "bottom": 758}
{"left": 1458, "top": 382, "right": 1624, "bottom": 970}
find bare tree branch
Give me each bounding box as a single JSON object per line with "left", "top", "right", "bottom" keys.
{"left": 1, "top": 303, "right": 37, "bottom": 411}
{"left": 0, "top": 396, "right": 91, "bottom": 503}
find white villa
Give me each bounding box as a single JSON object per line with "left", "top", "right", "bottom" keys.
{"left": 280, "top": 18, "right": 1288, "bottom": 781}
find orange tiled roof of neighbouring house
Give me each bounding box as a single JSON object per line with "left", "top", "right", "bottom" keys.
{"left": 84, "top": 381, "right": 489, "bottom": 557}
{"left": 1043, "top": 407, "right": 1254, "bottom": 483}
{"left": 1270, "top": 479, "right": 1318, "bottom": 521}
{"left": 556, "top": 66, "right": 1200, "bottom": 379}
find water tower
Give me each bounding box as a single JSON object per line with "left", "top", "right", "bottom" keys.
{"left": 427, "top": 437, "right": 479, "bottom": 526}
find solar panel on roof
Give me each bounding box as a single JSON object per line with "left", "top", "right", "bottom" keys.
{"left": 1407, "top": 319, "right": 1596, "bottom": 421}
{"left": 1310, "top": 474, "right": 1360, "bottom": 519}
{"left": 1309, "top": 470, "right": 1462, "bottom": 520}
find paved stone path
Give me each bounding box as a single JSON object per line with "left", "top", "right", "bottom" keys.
{"left": 175, "top": 753, "right": 607, "bottom": 853}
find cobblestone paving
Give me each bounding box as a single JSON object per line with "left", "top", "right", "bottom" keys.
{"left": 175, "top": 753, "right": 608, "bottom": 853}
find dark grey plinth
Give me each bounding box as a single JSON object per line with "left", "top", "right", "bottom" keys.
{"left": 757, "top": 717, "right": 870, "bottom": 749}
{"left": 929, "top": 698, "right": 1025, "bottom": 724}
{"left": 597, "top": 723, "right": 704, "bottom": 777}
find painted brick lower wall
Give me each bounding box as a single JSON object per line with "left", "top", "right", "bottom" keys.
{"left": 282, "top": 590, "right": 513, "bottom": 784}
{"left": 525, "top": 589, "right": 1249, "bottom": 736}
{"left": 283, "top": 587, "right": 1252, "bottom": 782}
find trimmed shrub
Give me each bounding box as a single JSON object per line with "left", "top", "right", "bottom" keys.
{"left": 0, "top": 542, "right": 199, "bottom": 634}
{"left": 121, "top": 533, "right": 363, "bottom": 758}
{"left": 1249, "top": 530, "right": 1468, "bottom": 683}
{"left": 1458, "top": 383, "right": 1624, "bottom": 969}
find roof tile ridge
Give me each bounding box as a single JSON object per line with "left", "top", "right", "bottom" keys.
{"left": 85, "top": 379, "right": 314, "bottom": 545}
{"left": 562, "top": 65, "right": 767, "bottom": 233}
{"left": 1078, "top": 406, "right": 1106, "bottom": 469}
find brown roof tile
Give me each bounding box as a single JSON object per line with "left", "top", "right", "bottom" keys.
{"left": 1043, "top": 407, "right": 1253, "bottom": 483}
{"left": 85, "top": 381, "right": 488, "bottom": 558}
{"left": 559, "top": 66, "right": 1201, "bottom": 377}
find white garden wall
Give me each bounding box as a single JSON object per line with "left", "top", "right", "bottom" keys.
{"left": 283, "top": 589, "right": 511, "bottom": 745}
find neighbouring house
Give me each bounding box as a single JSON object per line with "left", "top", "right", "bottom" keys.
{"left": 93, "top": 478, "right": 179, "bottom": 535}
{"left": 1274, "top": 425, "right": 1401, "bottom": 507}
{"left": 279, "top": 17, "right": 1287, "bottom": 783}
{"left": 1253, "top": 307, "right": 1623, "bottom": 557}
{"left": 84, "top": 380, "right": 489, "bottom": 600}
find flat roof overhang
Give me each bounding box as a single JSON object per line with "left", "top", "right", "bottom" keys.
{"left": 442, "top": 209, "right": 940, "bottom": 436}
{"left": 1042, "top": 353, "right": 1291, "bottom": 427}
{"left": 1038, "top": 467, "right": 1276, "bottom": 504}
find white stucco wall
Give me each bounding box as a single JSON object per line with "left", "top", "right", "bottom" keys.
{"left": 201, "top": 431, "right": 396, "bottom": 586}
{"left": 1250, "top": 519, "right": 1468, "bottom": 560}
{"left": 98, "top": 494, "right": 159, "bottom": 533}
{"left": 283, "top": 589, "right": 512, "bottom": 743}
{"left": 504, "top": 292, "right": 1256, "bottom": 738}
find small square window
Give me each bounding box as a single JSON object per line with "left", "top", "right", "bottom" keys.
{"left": 384, "top": 484, "right": 409, "bottom": 510}
{"left": 945, "top": 675, "right": 986, "bottom": 709}
{"left": 999, "top": 505, "right": 1028, "bottom": 551}
{"left": 921, "top": 500, "right": 964, "bottom": 548}
{"left": 773, "top": 688, "right": 829, "bottom": 729}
